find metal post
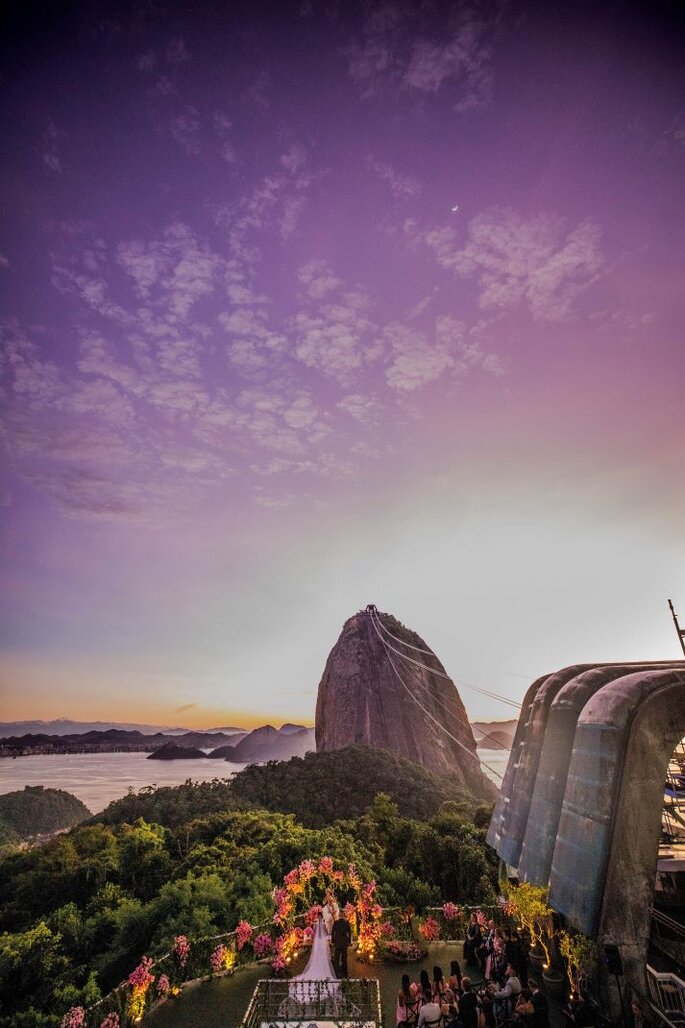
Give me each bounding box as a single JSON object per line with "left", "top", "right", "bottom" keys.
{"left": 668, "top": 600, "right": 685, "bottom": 658}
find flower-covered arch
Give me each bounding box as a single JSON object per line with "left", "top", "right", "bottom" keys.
{"left": 270, "top": 857, "right": 384, "bottom": 969}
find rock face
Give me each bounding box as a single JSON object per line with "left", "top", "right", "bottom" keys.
{"left": 315, "top": 607, "right": 494, "bottom": 797}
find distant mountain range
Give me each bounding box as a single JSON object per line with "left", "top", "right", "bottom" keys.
{"left": 149, "top": 724, "right": 316, "bottom": 763}
{"left": 0, "top": 718, "right": 511, "bottom": 761}
{"left": 0, "top": 720, "right": 316, "bottom": 764}
{"left": 0, "top": 719, "right": 247, "bottom": 736}
{"left": 471, "top": 720, "right": 517, "bottom": 750}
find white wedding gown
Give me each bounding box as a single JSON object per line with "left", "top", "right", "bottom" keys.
{"left": 274, "top": 918, "right": 365, "bottom": 1025}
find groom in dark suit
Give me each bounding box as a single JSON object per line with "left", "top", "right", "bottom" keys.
{"left": 331, "top": 911, "right": 352, "bottom": 978}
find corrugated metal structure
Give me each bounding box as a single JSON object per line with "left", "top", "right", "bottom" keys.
{"left": 488, "top": 660, "right": 685, "bottom": 1001}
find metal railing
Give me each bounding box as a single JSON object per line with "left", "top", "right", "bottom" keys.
{"left": 652, "top": 909, "right": 685, "bottom": 941}
{"left": 240, "top": 977, "right": 381, "bottom": 1028}
{"left": 647, "top": 965, "right": 685, "bottom": 1021}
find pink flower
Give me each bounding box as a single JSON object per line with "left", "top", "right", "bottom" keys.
{"left": 128, "top": 956, "right": 155, "bottom": 989}
{"left": 381, "top": 920, "right": 395, "bottom": 938}
{"left": 419, "top": 917, "right": 440, "bottom": 942}
{"left": 272, "top": 955, "right": 286, "bottom": 971}
{"left": 298, "top": 859, "right": 316, "bottom": 880}
{"left": 173, "top": 935, "right": 190, "bottom": 969}
{"left": 100, "top": 1015, "right": 120, "bottom": 1028}
{"left": 211, "top": 945, "right": 227, "bottom": 972}
{"left": 253, "top": 933, "right": 273, "bottom": 957}
{"left": 303, "top": 926, "right": 313, "bottom": 941}
{"left": 236, "top": 920, "right": 253, "bottom": 950}
{"left": 61, "top": 1009, "right": 86, "bottom": 1028}
{"left": 305, "top": 904, "right": 323, "bottom": 926}
{"left": 318, "top": 856, "right": 334, "bottom": 874}
{"left": 442, "top": 902, "right": 461, "bottom": 921}
{"left": 156, "top": 975, "right": 170, "bottom": 996}
{"left": 284, "top": 870, "right": 299, "bottom": 887}
{"left": 332, "top": 870, "right": 344, "bottom": 882}
{"left": 477, "top": 911, "right": 487, "bottom": 927}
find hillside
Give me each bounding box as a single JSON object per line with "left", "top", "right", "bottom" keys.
{"left": 472, "top": 720, "right": 517, "bottom": 749}
{"left": 230, "top": 744, "right": 494, "bottom": 827}
{"left": 0, "top": 786, "right": 91, "bottom": 838}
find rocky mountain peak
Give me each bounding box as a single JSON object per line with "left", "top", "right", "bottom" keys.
{"left": 315, "top": 606, "right": 494, "bottom": 798}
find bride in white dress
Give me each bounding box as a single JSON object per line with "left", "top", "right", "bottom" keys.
{"left": 322, "top": 889, "right": 340, "bottom": 936}
{"left": 282, "top": 915, "right": 341, "bottom": 1018}
{"left": 292, "top": 915, "right": 338, "bottom": 985}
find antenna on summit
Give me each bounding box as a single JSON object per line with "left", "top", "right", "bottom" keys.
{"left": 668, "top": 599, "right": 685, "bottom": 657}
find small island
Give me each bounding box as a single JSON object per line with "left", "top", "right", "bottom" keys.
{"left": 147, "top": 742, "right": 207, "bottom": 760}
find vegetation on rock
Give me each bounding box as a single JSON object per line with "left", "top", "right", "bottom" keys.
{"left": 0, "top": 787, "right": 91, "bottom": 840}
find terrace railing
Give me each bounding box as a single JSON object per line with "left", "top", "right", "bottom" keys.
{"left": 240, "top": 977, "right": 382, "bottom": 1028}
{"left": 647, "top": 965, "right": 685, "bottom": 1024}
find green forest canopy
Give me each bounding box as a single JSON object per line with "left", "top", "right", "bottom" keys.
{"left": 0, "top": 746, "right": 496, "bottom": 1026}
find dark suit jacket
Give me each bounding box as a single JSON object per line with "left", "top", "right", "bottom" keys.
{"left": 331, "top": 918, "right": 352, "bottom": 948}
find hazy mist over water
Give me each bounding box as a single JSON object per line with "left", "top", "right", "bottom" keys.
{"left": 0, "top": 748, "right": 509, "bottom": 813}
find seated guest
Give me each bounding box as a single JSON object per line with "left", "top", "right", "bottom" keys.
{"left": 448, "top": 959, "right": 463, "bottom": 996}
{"left": 478, "top": 980, "right": 496, "bottom": 1028}
{"left": 433, "top": 966, "right": 448, "bottom": 1002}
{"left": 526, "top": 978, "right": 549, "bottom": 1028}
{"left": 397, "top": 973, "right": 420, "bottom": 1028}
{"left": 420, "top": 969, "right": 432, "bottom": 997}
{"left": 459, "top": 977, "right": 479, "bottom": 1028}
{"left": 418, "top": 989, "right": 443, "bottom": 1028}
{"left": 514, "top": 988, "right": 533, "bottom": 1027}
{"left": 563, "top": 991, "right": 594, "bottom": 1028}
{"left": 492, "top": 964, "right": 522, "bottom": 1020}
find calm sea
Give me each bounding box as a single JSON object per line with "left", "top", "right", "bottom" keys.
{"left": 0, "top": 748, "right": 510, "bottom": 815}
{"left": 0, "top": 751, "right": 247, "bottom": 813}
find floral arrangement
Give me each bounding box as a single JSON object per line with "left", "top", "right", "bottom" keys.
{"left": 385, "top": 939, "right": 427, "bottom": 962}
{"left": 156, "top": 975, "right": 170, "bottom": 997}
{"left": 343, "top": 902, "right": 356, "bottom": 925}
{"left": 236, "top": 920, "right": 253, "bottom": 950}
{"left": 61, "top": 1008, "right": 85, "bottom": 1028}
{"left": 305, "top": 904, "right": 323, "bottom": 926}
{"left": 253, "top": 933, "right": 273, "bottom": 957}
{"left": 442, "top": 902, "right": 461, "bottom": 922}
{"left": 418, "top": 916, "right": 440, "bottom": 942}
{"left": 271, "top": 857, "right": 382, "bottom": 965}
{"left": 502, "top": 900, "right": 517, "bottom": 918}
{"left": 476, "top": 911, "right": 487, "bottom": 927}
{"left": 380, "top": 920, "right": 395, "bottom": 938}
{"left": 99, "top": 1014, "right": 120, "bottom": 1028}
{"left": 210, "top": 943, "right": 236, "bottom": 974}
{"left": 172, "top": 935, "right": 190, "bottom": 969}
{"left": 127, "top": 956, "right": 155, "bottom": 1021}
{"left": 128, "top": 956, "right": 155, "bottom": 989}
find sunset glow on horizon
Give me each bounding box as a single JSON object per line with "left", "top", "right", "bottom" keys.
{"left": 1, "top": 1, "right": 683, "bottom": 729}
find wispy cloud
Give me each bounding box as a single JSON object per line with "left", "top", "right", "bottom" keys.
{"left": 369, "top": 159, "right": 421, "bottom": 199}
{"left": 346, "top": 5, "right": 496, "bottom": 110}
{"left": 413, "top": 208, "right": 603, "bottom": 321}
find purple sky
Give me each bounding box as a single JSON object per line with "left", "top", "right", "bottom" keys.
{"left": 1, "top": 1, "right": 683, "bottom": 729}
